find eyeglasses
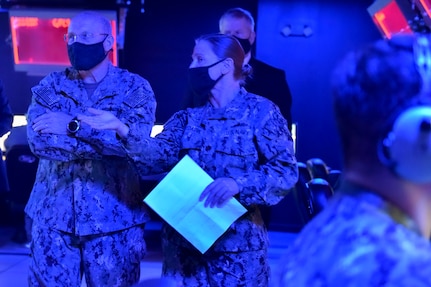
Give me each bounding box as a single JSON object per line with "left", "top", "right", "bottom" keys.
{"left": 64, "top": 32, "right": 109, "bottom": 44}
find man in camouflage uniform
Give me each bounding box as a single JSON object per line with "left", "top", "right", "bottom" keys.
{"left": 25, "top": 11, "right": 156, "bottom": 287}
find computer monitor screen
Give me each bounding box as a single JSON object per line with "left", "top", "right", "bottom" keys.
{"left": 8, "top": 8, "right": 118, "bottom": 76}
{"left": 368, "top": 0, "right": 414, "bottom": 39}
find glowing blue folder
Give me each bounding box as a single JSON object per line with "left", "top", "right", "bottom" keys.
{"left": 144, "top": 155, "right": 247, "bottom": 253}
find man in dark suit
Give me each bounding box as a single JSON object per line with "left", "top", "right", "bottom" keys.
{"left": 219, "top": 7, "right": 293, "bottom": 131}
{"left": 181, "top": 7, "right": 293, "bottom": 132}
{"left": 246, "top": 58, "right": 292, "bottom": 128}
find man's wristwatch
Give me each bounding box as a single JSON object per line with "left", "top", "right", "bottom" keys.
{"left": 67, "top": 118, "right": 80, "bottom": 134}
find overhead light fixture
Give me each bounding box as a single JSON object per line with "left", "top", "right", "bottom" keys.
{"left": 281, "top": 24, "right": 313, "bottom": 38}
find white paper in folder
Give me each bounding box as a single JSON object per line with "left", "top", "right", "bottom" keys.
{"left": 144, "top": 155, "right": 247, "bottom": 253}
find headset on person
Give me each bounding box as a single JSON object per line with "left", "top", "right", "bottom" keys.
{"left": 379, "top": 34, "right": 431, "bottom": 183}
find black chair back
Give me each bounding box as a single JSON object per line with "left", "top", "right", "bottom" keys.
{"left": 6, "top": 144, "right": 38, "bottom": 206}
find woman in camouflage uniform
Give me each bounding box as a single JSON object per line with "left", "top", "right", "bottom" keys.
{"left": 80, "top": 33, "right": 298, "bottom": 287}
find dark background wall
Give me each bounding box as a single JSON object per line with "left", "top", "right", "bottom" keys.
{"left": 256, "top": 0, "right": 381, "bottom": 169}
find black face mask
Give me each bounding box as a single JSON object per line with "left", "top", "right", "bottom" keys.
{"left": 67, "top": 38, "right": 108, "bottom": 71}
{"left": 233, "top": 36, "right": 252, "bottom": 54}
{"left": 188, "top": 59, "right": 225, "bottom": 107}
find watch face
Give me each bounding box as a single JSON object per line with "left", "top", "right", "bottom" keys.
{"left": 68, "top": 120, "right": 80, "bottom": 133}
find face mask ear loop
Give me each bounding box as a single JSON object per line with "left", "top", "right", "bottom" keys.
{"left": 207, "top": 58, "right": 227, "bottom": 83}
{"left": 206, "top": 58, "right": 227, "bottom": 69}
{"left": 102, "top": 34, "right": 113, "bottom": 57}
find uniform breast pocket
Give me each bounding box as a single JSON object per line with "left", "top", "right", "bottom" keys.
{"left": 215, "top": 128, "right": 257, "bottom": 172}
{"left": 180, "top": 126, "right": 204, "bottom": 159}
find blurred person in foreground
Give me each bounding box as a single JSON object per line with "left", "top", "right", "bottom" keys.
{"left": 25, "top": 10, "right": 156, "bottom": 286}
{"left": 79, "top": 33, "right": 298, "bottom": 286}
{"left": 272, "top": 34, "right": 431, "bottom": 286}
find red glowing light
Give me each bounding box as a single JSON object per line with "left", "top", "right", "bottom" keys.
{"left": 368, "top": 0, "right": 414, "bottom": 39}
{"left": 8, "top": 9, "right": 118, "bottom": 75}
